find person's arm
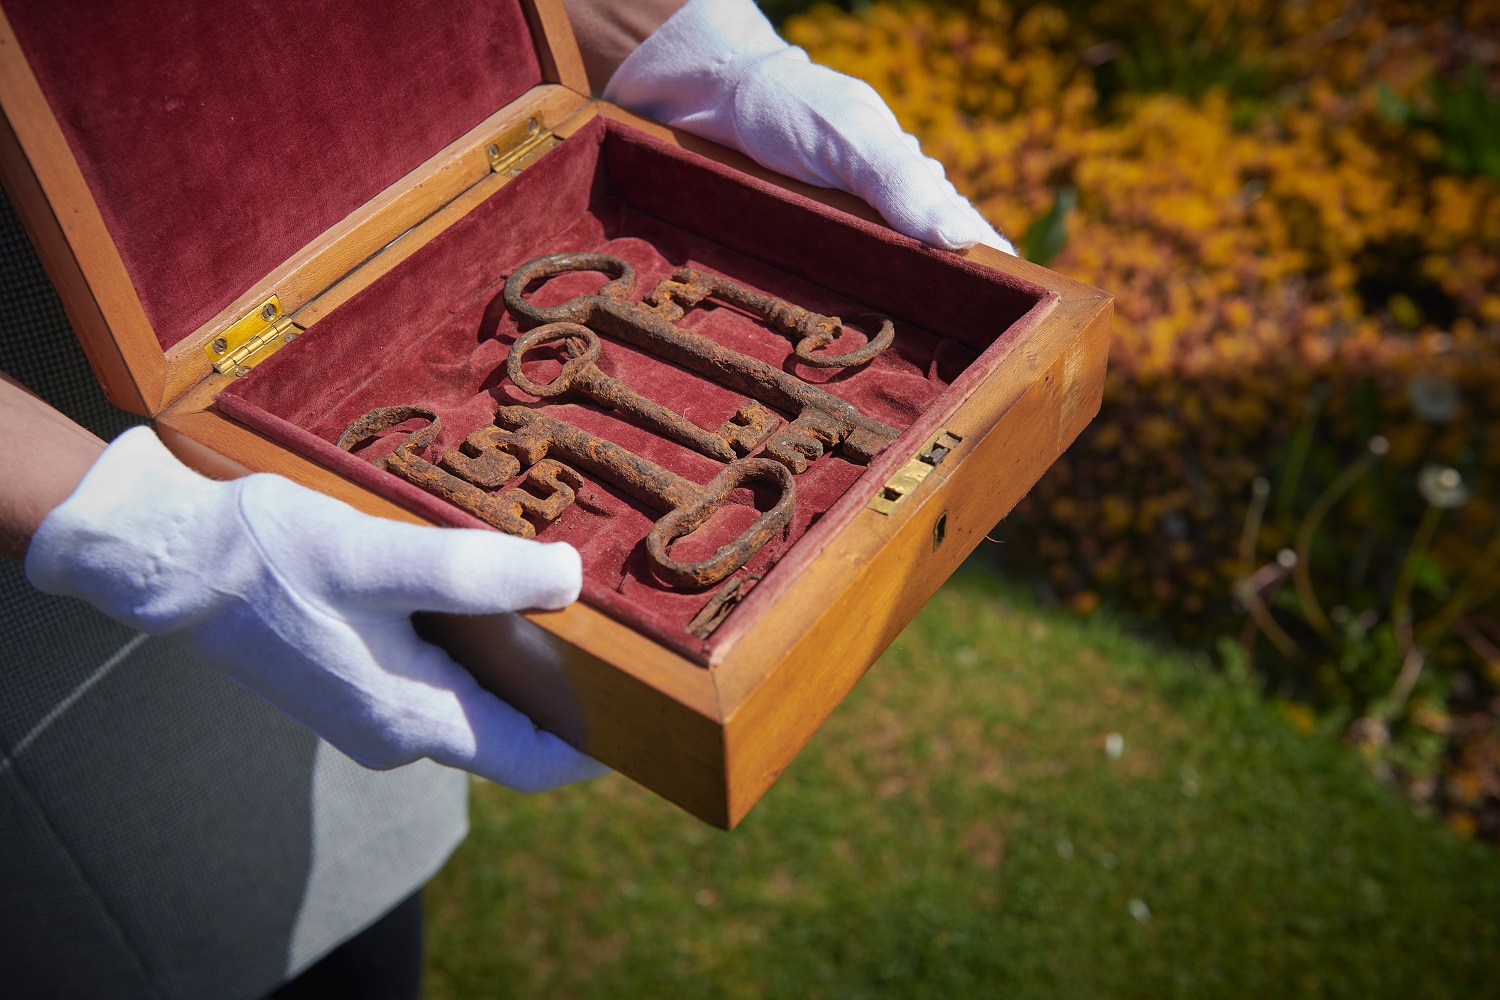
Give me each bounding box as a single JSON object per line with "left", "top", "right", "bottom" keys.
{"left": 0, "top": 372, "right": 105, "bottom": 560}
{"left": 563, "top": 0, "right": 686, "bottom": 96}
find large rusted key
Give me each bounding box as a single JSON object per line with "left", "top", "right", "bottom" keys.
{"left": 506, "top": 321, "right": 778, "bottom": 462}
{"left": 336, "top": 405, "right": 581, "bottom": 538}
{"left": 650, "top": 266, "right": 895, "bottom": 368}
{"left": 504, "top": 252, "right": 902, "bottom": 473}
{"left": 489, "top": 405, "right": 795, "bottom": 588}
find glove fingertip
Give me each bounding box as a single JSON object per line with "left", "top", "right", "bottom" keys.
{"left": 463, "top": 535, "right": 583, "bottom": 611}
{"left": 449, "top": 681, "right": 612, "bottom": 791}
{"left": 532, "top": 540, "right": 583, "bottom": 608}
{"left": 924, "top": 201, "right": 1016, "bottom": 255}
{"left": 474, "top": 734, "right": 611, "bottom": 793}
{"left": 978, "top": 233, "right": 1020, "bottom": 257}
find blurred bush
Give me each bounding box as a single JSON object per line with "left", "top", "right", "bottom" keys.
{"left": 784, "top": 0, "right": 1500, "bottom": 838}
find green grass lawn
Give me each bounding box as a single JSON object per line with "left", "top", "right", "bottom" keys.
{"left": 424, "top": 562, "right": 1500, "bottom": 998}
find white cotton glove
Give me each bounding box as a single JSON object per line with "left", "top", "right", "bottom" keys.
{"left": 604, "top": 0, "right": 1016, "bottom": 254}
{"left": 25, "top": 426, "right": 607, "bottom": 792}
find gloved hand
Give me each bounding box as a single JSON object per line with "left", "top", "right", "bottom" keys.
{"left": 604, "top": 0, "right": 1016, "bottom": 254}
{"left": 25, "top": 426, "right": 607, "bottom": 792}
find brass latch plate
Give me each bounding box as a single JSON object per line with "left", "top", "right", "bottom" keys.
{"left": 206, "top": 295, "right": 300, "bottom": 376}
{"left": 486, "top": 114, "right": 559, "bottom": 178}
{"left": 867, "top": 428, "right": 963, "bottom": 514}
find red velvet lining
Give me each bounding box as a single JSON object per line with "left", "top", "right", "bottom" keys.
{"left": 6, "top": 0, "right": 542, "bottom": 349}
{"left": 216, "top": 116, "right": 1055, "bottom": 662}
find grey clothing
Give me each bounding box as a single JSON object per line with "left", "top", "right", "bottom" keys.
{"left": 0, "top": 192, "right": 468, "bottom": 1000}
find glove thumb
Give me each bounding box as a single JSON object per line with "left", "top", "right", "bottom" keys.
{"left": 730, "top": 50, "right": 1016, "bottom": 252}
{"left": 238, "top": 476, "right": 583, "bottom": 618}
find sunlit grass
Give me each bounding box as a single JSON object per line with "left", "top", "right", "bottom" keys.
{"left": 424, "top": 562, "right": 1500, "bottom": 998}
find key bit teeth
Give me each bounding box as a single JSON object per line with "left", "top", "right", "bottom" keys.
{"left": 842, "top": 427, "right": 892, "bottom": 463}
{"left": 763, "top": 444, "right": 808, "bottom": 474}
{"left": 717, "top": 401, "right": 780, "bottom": 455}
{"left": 764, "top": 435, "right": 822, "bottom": 473}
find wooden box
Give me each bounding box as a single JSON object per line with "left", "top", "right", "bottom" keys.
{"left": 0, "top": 0, "right": 1110, "bottom": 828}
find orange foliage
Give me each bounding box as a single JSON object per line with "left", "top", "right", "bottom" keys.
{"left": 788, "top": 0, "right": 1500, "bottom": 836}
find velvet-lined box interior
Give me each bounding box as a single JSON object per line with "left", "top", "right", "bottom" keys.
{"left": 217, "top": 116, "right": 1054, "bottom": 664}
{"left": 6, "top": 0, "right": 543, "bottom": 349}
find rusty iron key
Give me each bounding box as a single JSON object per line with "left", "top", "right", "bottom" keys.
{"left": 338, "top": 403, "right": 795, "bottom": 589}
{"left": 488, "top": 405, "right": 795, "bottom": 588}
{"left": 504, "top": 252, "right": 902, "bottom": 473}
{"left": 650, "top": 266, "right": 895, "bottom": 368}
{"left": 506, "top": 321, "right": 779, "bottom": 462}
{"left": 336, "top": 405, "right": 581, "bottom": 538}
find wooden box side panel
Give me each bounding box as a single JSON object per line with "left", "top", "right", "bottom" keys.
{"left": 721, "top": 295, "right": 1112, "bottom": 827}
{"left": 419, "top": 610, "right": 731, "bottom": 827}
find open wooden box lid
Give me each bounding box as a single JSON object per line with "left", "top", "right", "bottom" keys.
{"left": 0, "top": 0, "right": 592, "bottom": 413}
{"left": 0, "top": 0, "right": 1112, "bottom": 828}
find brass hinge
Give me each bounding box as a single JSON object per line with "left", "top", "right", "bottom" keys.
{"left": 867, "top": 429, "right": 963, "bottom": 514}
{"left": 206, "top": 295, "right": 300, "bottom": 376}
{"left": 485, "top": 114, "right": 559, "bottom": 178}
{"left": 202, "top": 115, "right": 555, "bottom": 379}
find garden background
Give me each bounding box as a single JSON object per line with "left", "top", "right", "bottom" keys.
{"left": 424, "top": 2, "right": 1500, "bottom": 994}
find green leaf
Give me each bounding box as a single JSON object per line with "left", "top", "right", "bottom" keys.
{"left": 1387, "top": 293, "right": 1424, "bottom": 330}
{"left": 1274, "top": 390, "right": 1323, "bottom": 516}
{"left": 1412, "top": 552, "right": 1451, "bottom": 599}
{"left": 1422, "top": 66, "right": 1500, "bottom": 181}
{"left": 1023, "top": 185, "right": 1077, "bottom": 268}
{"left": 1374, "top": 82, "right": 1412, "bottom": 124}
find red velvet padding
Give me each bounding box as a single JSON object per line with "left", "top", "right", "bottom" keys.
{"left": 7, "top": 0, "right": 543, "bottom": 349}
{"left": 217, "top": 116, "right": 1055, "bottom": 662}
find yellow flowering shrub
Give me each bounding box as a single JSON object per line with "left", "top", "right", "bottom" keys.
{"left": 785, "top": 0, "right": 1500, "bottom": 836}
